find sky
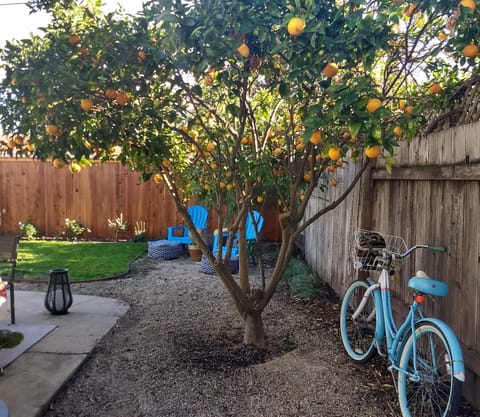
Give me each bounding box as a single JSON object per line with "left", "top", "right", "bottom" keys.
{"left": 0, "top": 0, "right": 145, "bottom": 48}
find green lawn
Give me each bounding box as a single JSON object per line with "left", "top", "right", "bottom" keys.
{"left": 7, "top": 240, "right": 148, "bottom": 282}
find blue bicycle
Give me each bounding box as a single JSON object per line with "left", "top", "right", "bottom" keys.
{"left": 340, "top": 230, "right": 465, "bottom": 417}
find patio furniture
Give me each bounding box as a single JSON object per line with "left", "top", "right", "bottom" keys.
{"left": 0, "top": 235, "right": 19, "bottom": 325}
{"left": 167, "top": 205, "right": 208, "bottom": 245}
{"left": 148, "top": 240, "right": 184, "bottom": 260}
{"left": 199, "top": 254, "right": 239, "bottom": 275}
{"left": 212, "top": 210, "right": 264, "bottom": 263}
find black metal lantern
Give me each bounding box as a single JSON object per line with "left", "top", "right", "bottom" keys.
{"left": 45, "top": 269, "right": 73, "bottom": 315}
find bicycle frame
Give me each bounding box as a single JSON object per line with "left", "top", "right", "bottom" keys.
{"left": 352, "top": 268, "right": 465, "bottom": 382}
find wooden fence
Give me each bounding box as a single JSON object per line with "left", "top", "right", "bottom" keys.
{"left": 304, "top": 119, "right": 480, "bottom": 408}
{"left": 0, "top": 159, "right": 281, "bottom": 241}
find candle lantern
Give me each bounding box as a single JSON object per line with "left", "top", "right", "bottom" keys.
{"left": 45, "top": 268, "right": 73, "bottom": 315}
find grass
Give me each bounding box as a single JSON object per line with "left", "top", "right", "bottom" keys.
{"left": 4, "top": 240, "right": 148, "bottom": 282}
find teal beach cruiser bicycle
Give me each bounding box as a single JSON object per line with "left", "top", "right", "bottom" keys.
{"left": 340, "top": 230, "right": 465, "bottom": 417}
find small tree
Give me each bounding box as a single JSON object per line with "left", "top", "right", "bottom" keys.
{"left": 1, "top": 0, "right": 478, "bottom": 347}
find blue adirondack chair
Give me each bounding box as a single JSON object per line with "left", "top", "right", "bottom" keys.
{"left": 212, "top": 210, "right": 264, "bottom": 263}
{"left": 167, "top": 205, "right": 208, "bottom": 245}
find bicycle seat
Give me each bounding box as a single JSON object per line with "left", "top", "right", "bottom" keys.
{"left": 408, "top": 276, "right": 449, "bottom": 297}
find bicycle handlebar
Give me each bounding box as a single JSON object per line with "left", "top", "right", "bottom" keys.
{"left": 401, "top": 244, "right": 447, "bottom": 258}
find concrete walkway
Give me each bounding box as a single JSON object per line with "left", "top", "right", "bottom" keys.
{"left": 0, "top": 290, "right": 129, "bottom": 417}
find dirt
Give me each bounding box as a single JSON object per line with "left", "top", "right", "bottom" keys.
{"left": 17, "top": 248, "right": 480, "bottom": 417}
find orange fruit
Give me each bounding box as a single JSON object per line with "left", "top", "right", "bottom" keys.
{"left": 366, "top": 98, "right": 382, "bottom": 113}
{"left": 274, "top": 147, "right": 283, "bottom": 156}
{"left": 322, "top": 62, "right": 338, "bottom": 78}
{"left": 295, "top": 143, "right": 304, "bottom": 152}
{"left": 460, "top": 0, "right": 476, "bottom": 10}
{"left": 161, "top": 159, "right": 170, "bottom": 168}
{"left": 219, "top": 181, "right": 226, "bottom": 189}
{"left": 405, "top": 3, "right": 416, "bottom": 18}
{"left": 46, "top": 124, "right": 60, "bottom": 136}
{"left": 303, "top": 171, "right": 312, "bottom": 182}
{"left": 256, "top": 195, "right": 264, "bottom": 203}
{"left": 328, "top": 146, "right": 341, "bottom": 161}
{"left": 137, "top": 51, "right": 147, "bottom": 61}
{"left": 153, "top": 174, "right": 163, "bottom": 183}
{"left": 26, "top": 143, "right": 35, "bottom": 152}
{"left": 52, "top": 158, "right": 66, "bottom": 169}
{"left": 116, "top": 91, "right": 129, "bottom": 105}
{"left": 365, "top": 146, "right": 381, "bottom": 159}
{"left": 226, "top": 184, "right": 233, "bottom": 191}
{"left": 398, "top": 99, "right": 406, "bottom": 110}
{"left": 7, "top": 139, "right": 15, "bottom": 149}
{"left": 437, "top": 32, "right": 447, "bottom": 41}
{"left": 206, "top": 143, "right": 215, "bottom": 152}
{"left": 309, "top": 130, "right": 322, "bottom": 144}
{"left": 241, "top": 137, "right": 249, "bottom": 145}
{"left": 80, "top": 98, "right": 93, "bottom": 112}
{"left": 14, "top": 135, "right": 24, "bottom": 145}
{"left": 287, "top": 17, "right": 306, "bottom": 36}
{"left": 105, "top": 88, "right": 117, "bottom": 100}
{"left": 68, "top": 33, "right": 81, "bottom": 46}
{"left": 428, "top": 82, "right": 443, "bottom": 94}
{"left": 405, "top": 105, "right": 414, "bottom": 115}
{"left": 236, "top": 43, "right": 250, "bottom": 58}
{"left": 463, "top": 44, "right": 479, "bottom": 58}
{"left": 393, "top": 126, "right": 403, "bottom": 136}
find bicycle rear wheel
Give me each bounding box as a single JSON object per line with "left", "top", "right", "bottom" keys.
{"left": 340, "top": 279, "right": 377, "bottom": 363}
{"left": 398, "top": 322, "right": 462, "bottom": 417}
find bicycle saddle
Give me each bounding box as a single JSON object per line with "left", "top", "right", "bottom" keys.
{"left": 408, "top": 272, "right": 449, "bottom": 297}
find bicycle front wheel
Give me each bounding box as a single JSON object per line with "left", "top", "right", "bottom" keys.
{"left": 340, "top": 279, "right": 377, "bottom": 363}
{"left": 398, "top": 322, "right": 462, "bottom": 417}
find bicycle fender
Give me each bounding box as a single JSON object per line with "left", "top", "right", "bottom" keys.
{"left": 417, "top": 318, "right": 465, "bottom": 382}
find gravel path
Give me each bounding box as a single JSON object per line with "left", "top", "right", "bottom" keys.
{"left": 17, "top": 254, "right": 478, "bottom": 417}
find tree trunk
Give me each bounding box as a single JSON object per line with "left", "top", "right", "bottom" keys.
{"left": 243, "top": 310, "right": 265, "bottom": 349}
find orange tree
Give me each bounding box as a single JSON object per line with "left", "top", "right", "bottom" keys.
{"left": 1, "top": 0, "right": 479, "bottom": 347}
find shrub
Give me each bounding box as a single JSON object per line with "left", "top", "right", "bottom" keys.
{"left": 19, "top": 220, "right": 39, "bottom": 240}
{"left": 281, "top": 258, "right": 324, "bottom": 299}
{"left": 64, "top": 218, "right": 90, "bottom": 239}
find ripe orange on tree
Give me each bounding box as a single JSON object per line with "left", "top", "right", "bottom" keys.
{"left": 256, "top": 195, "right": 264, "bottom": 203}
{"left": 161, "top": 159, "right": 170, "bottom": 168}
{"left": 105, "top": 88, "right": 117, "bottom": 100}
{"left": 46, "top": 124, "right": 60, "bottom": 136}
{"left": 206, "top": 142, "right": 215, "bottom": 152}
{"left": 52, "top": 158, "right": 66, "bottom": 169}
{"left": 365, "top": 146, "right": 381, "bottom": 159}
{"left": 303, "top": 171, "right": 312, "bottom": 182}
{"left": 393, "top": 126, "right": 403, "bottom": 136}
{"left": 405, "top": 3, "right": 416, "bottom": 18}
{"left": 405, "top": 105, "right": 414, "bottom": 115}
{"left": 460, "top": 0, "right": 476, "bottom": 11}
{"left": 153, "top": 174, "right": 163, "bottom": 183}
{"left": 309, "top": 130, "right": 322, "bottom": 144}
{"left": 287, "top": 17, "right": 306, "bottom": 37}
{"left": 463, "top": 44, "right": 479, "bottom": 58}
{"left": 328, "top": 146, "right": 341, "bottom": 161}
{"left": 428, "top": 82, "right": 443, "bottom": 94}
{"left": 68, "top": 33, "right": 81, "bottom": 46}
{"left": 366, "top": 98, "right": 382, "bottom": 113}
{"left": 236, "top": 43, "right": 250, "bottom": 58}
{"left": 116, "top": 91, "right": 129, "bottom": 105}
{"left": 322, "top": 63, "right": 338, "bottom": 78}
{"left": 137, "top": 51, "right": 147, "bottom": 62}
{"left": 398, "top": 99, "right": 406, "bottom": 110}
{"left": 80, "top": 98, "right": 93, "bottom": 111}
